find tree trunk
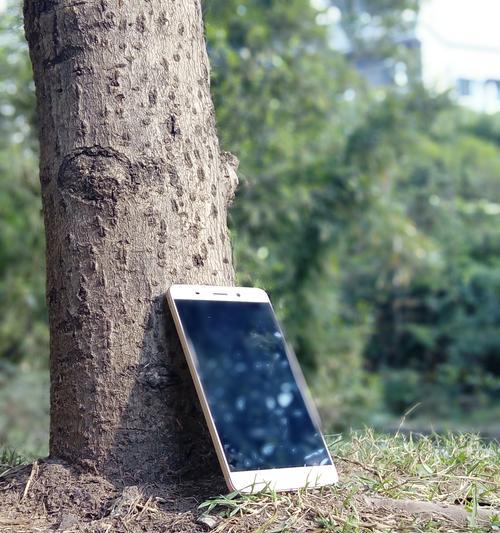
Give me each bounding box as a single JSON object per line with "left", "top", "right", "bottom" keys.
{"left": 24, "top": 0, "right": 238, "bottom": 482}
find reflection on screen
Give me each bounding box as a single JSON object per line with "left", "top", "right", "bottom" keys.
{"left": 176, "top": 300, "right": 332, "bottom": 472}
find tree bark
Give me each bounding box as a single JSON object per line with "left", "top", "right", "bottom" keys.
{"left": 24, "top": 0, "right": 238, "bottom": 482}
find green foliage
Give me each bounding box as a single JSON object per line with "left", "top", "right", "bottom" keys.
{"left": 0, "top": 0, "right": 499, "bottom": 457}
{"left": 204, "top": 0, "right": 384, "bottom": 425}
{"left": 0, "top": 1, "right": 45, "bottom": 369}
{"left": 204, "top": 0, "right": 500, "bottom": 429}
{"left": 0, "top": 364, "right": 49, "bottom": 458}
{"left": 0, "top": 1, "right": 49, "bottom": 456}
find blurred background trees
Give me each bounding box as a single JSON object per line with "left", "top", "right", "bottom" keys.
{"left": 0, "top": 2, "right": 48, "bottom": 456}
{"left": 1, "top": 0, "right": 499, "bottom": 457}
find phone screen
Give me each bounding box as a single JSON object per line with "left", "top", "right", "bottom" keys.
{"left": 175, "top": 299, "right": 332, "bottom": 472}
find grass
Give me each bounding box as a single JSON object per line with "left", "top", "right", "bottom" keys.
{"left": 0, "top": 448, "right": 25, "bottom": 476}
{"left": 1, "top": 430, "right": 498, "bottom": 531}
{"left": 332, "top": 430, "right": 499, "bottom": 503}
{"left": 0, "top": 446, "right": 28, "bottom": 498}
{"left": 199, "top": 429, "right": 500, "bottom": 532}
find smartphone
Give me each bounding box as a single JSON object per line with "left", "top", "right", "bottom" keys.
{"left": 167, "top": 284, "right": 338, "bottom": 493}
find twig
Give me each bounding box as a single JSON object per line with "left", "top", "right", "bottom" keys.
{"left": 332, "top": 454, "right": 380, "bottom": 477}
{"left": 136, "top": 496, "right": 156, "bottom": 519}
{"left": 396, "top": 403, "right": 422, "bottom": 437}
{"left": 21, "top": 461, "right": 38, "bottom": 503}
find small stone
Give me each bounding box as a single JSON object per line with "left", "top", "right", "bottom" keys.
{"left": 196, "top": 514, "right": 220, "bottom": 530}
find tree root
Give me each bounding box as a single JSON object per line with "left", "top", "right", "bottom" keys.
{"left": 365, "top": 495, "right": 496, "bottom": 527}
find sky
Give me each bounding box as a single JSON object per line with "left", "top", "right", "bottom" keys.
{"left": 419, "top": 0, "right": 500, "bottom": 49}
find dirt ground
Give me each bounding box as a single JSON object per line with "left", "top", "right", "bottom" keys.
{"left": 0, "top": 457, "right": 496, "bottom": 532}
{"left": 0, "top": 459, "right": 225, "bottom": 532}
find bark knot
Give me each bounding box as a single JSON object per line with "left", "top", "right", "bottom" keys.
{"left": 58, "top": 146, "right": 133, "bottom": 206}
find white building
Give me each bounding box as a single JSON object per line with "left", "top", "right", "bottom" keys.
{"left": 417, "top": 0, "right": 500, "bottom": 114}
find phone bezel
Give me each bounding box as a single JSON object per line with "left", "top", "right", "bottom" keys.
{"left": 166, "top": 284, "right": 338, "bottom": 493}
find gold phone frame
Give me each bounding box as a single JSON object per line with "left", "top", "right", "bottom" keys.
{"left": 167, "top": 284, "right": 338, "bottom": 493}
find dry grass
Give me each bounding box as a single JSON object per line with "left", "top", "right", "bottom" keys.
{"left": 198, "top": 430, "right": 499, "bottom": 532}
{"left": 0, "top": 430, "right": 498, "bottom": 532}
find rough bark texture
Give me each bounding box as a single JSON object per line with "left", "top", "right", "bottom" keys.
{"left": 24, "top": 0, "right": 238, "bottom": 482}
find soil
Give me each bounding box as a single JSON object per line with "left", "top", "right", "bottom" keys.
{"left": 0, "top": 459, "right": 495, "bottom": 532}
{"left": 0, "top": 459, "right": 226, "bottom": 532}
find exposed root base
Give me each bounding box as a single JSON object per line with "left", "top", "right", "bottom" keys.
{"left": 0, "top": 459, "right": 225, "bottom": 532}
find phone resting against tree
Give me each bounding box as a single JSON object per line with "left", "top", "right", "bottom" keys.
{"left": 167, "top": 284, "right": 338, "bottom": 493}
